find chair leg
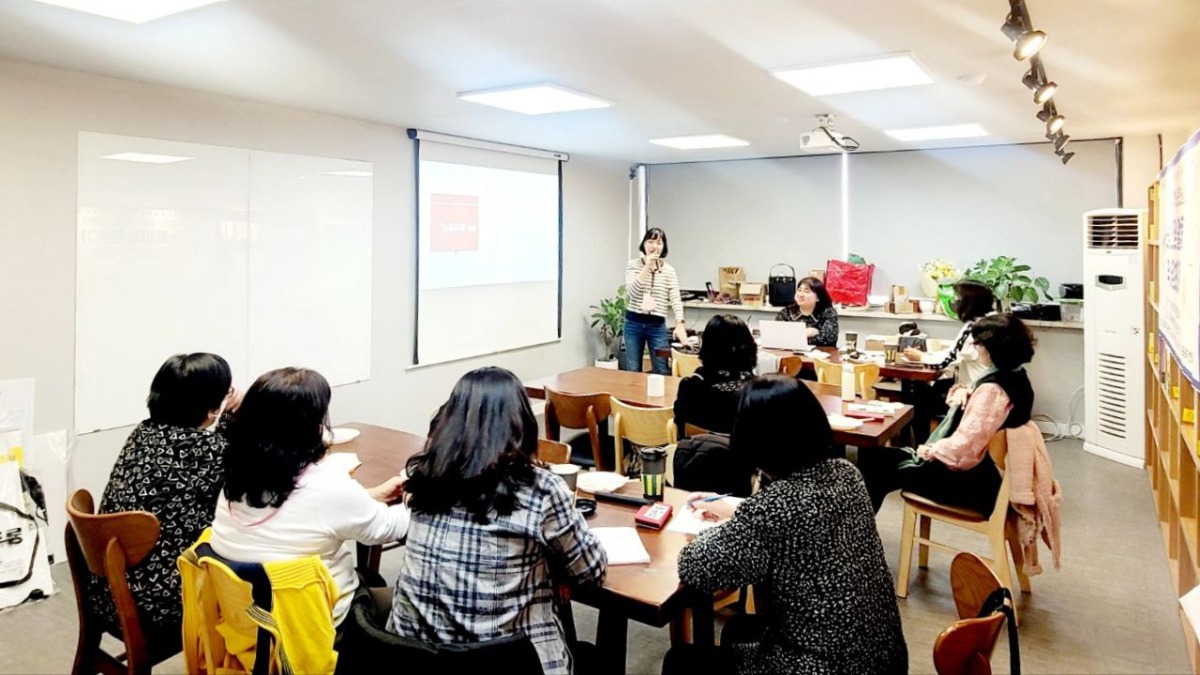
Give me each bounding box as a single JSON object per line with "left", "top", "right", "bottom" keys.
{"left": 670, "top": 609, "right": 693, "bottom": 645}
{"left": 897, "top": 505, "right": 917, "bottom": 598}
{"left": 918, "top": 515, "right": 931, "bottom": 569}
{"left": 71, "top": 623, "right": 102, "bottom": 675}
{"left": 988, "top": 526, "right": 1019, "bottom": 625}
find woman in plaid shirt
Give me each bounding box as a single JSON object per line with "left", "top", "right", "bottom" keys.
{"left": 388, "top": 367, "right": 606, "bottom": 675}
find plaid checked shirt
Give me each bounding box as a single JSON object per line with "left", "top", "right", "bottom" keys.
{"left": 387, "top": 467, "right": 606, "bottom": 675}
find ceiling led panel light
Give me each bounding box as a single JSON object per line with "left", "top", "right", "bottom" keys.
{"left": 458, "top": 83, "right": 612, "bottom": 115}
{"left": 30, "top": 0, "right": 227, "bottom": 23}
{"left": 885, "top": 124, "right": 989, "bottom": 142}
{"left": 101, "top": 152, "right": 194, "bottom": 164}
{"left": 649, "top": 134, "right": 750, "bottom": 150}
{"left": 772, "top": 54, "right": 933, "bottom": 96}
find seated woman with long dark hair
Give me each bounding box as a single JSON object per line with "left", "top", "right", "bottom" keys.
{"left": 209, "top": 368, "right": 409, "bottom": 628}
{"left": 859, "top": 313, "right": 1036, "bottom": 514}
{"left": 388, "top": 367, "right": 606, "bottom": 675}
{"left": 90, "top": 353, "right": 235, "bottom": 645}
{"left": 665, "top": 375, "right": 907, "bottom": 675}
{"left": 674, "top": 314, "right": 757, "bottom": 435}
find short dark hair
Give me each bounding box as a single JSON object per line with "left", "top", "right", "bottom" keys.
{"left": 223, "top": 368, "right": 331, "bottom": 508}
{"left": 698, "top": 315, "right": 757, "bottom": 373}
{"left": 638, "top": 227, "right": 669, "bottom": 258}
{"left": 953, "top": 280, "right": 996, "bottom": 321}
{"left": 406, "top": 367, "right": 539, "bottom": 524}
{"left": 797, "top": 276, "right": 833, "bottom": 314}
{"left": 971, "top": 314, "right": 1036, "bottom": 370}
{"left": 731, "top": 375, "right": 834, "bottom": 478}
{"left": 146, "top": 353, "right": 232, "bottom": 428}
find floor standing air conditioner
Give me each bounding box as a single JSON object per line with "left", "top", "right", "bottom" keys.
{"left": 1082, "top": 208, "right": 1146, "bottom": 467}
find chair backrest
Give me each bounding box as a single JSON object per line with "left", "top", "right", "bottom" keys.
{"left": 535, "top": 439, "right": 571, "bottom": 465}
{"left": 65, "top": 488, "right": 161, "bottom": 675}
{"left": 179, "top": 537, "right": 338, "bottom": 675}
{"left": 813, "top": 360, "right": 880, "bottom": 400}
{"left": 334, "top": 596, "right": 544, "bottom": 673}
{"left": 545, "top": 388, "right": 612, "bottom": 470}
{"left": 986, "top": 431, "right": 1009, "bottom": 471}
{"left": 670, "top": 349, "right": 701, "bottom": 377}
{"left": 933, "top": 551, "right": 1009, "bottom": 675}
{"left": 610, "top": 397, "right": 677, "bottom": 475}
{"left": 932, "top": 614, "right": 1006, "bottom": 675}
{"left": 778, "top": 356, "right": 804, "bottom": 377}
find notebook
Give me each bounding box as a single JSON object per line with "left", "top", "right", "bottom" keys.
{"left": 758, "top": 320, "right": 809, "bottom": 350}
{"left": 589, "top": 527, "right": 651, "bottom": 565}
{"left": 666, "top": 498, "right": 746, "bottom": 536}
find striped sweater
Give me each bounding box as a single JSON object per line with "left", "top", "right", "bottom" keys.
{"left": 625, "top": 257, "right": 684, "bottom": 323}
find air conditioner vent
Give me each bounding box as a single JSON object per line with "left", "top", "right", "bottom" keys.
{"left": 1095, "top": 353, "right": 1128, "bottom": 436}
{"left": 1087, "top": 213, "right": 1141, "bottom": 249}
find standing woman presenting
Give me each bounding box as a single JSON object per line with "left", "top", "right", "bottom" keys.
{"left": 624, "top": 227, "right": 687, "bottom": 374}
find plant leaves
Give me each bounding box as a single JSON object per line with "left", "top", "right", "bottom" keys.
{"left": 1013, "top": 265, "right": 1031, "bottom": 272}
{"left": 1034, "top": 277, "right": 1050, "bottom": 290}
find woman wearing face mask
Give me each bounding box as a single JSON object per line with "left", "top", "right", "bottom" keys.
{"left": 90, "top": 353, "right": 237, "bottom": 647}
{"left": 624, "top": 228, "right": 687, "bottom": 374}
{"left": 774, "top": 276, "right": 839, "bottom": 347}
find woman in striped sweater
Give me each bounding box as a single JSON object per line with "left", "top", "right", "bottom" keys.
{"left": 624, "top": 228, "right": 688, "bottom": 374}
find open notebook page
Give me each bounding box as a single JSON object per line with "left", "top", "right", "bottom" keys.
{"left": 589, "top": 527, "right": 651, "bottom": 565}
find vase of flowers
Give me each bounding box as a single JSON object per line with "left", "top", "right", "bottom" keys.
{"left": 919, "top": 259, "right": 960, "bottom": 298}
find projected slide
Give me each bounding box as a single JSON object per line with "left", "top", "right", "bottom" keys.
{"left": 418, "top": 160, "right": 558, "bottom": 290}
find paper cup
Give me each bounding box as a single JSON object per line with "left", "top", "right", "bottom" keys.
{"left": 647, "top": 374, "right": 666, "bottom": 397}
{"left": 549, "top": 463, "right": 581, "bottom": 493}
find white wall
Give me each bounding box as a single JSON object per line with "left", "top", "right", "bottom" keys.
{"left": 0, "top": 58, "right": 630, "bottom": 500}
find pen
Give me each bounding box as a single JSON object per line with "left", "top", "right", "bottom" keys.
{"left": 688, "top": 493, "right": 732, "bottom": 506}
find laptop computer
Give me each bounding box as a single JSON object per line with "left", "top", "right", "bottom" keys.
{"left": 758, "top": 320, "right": 810, "bottom": 351}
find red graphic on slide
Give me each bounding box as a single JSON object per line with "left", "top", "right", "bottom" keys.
{"left": 430, "top": 194, "right": 479, "bottom": 252}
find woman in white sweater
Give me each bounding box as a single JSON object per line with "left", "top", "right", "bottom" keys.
{"left": 624, "top": 227, "right": 687, "bottom": 374}
{"left": 209, "top": 367, "right": 409, "bottom": 627}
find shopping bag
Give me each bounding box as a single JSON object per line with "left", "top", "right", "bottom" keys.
{"left": 824, "top": 259, "right": 875, "bottom": 306}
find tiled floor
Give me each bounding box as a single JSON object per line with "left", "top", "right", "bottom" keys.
{"left": 0, "top": 439, "right": 1189, "bottom": 674}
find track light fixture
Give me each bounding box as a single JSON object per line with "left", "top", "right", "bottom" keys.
{"left": 1003, "top": 0, "right": 1070, "bottom": 164}
{"left": 1047, "top": 131, "right": 1070, "bottom": 152}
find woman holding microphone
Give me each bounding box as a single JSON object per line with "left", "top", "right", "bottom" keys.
{"left": 624, "top": 228, "right": 687, "bottom": 374}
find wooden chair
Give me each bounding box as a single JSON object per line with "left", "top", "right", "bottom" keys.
{"left": 813, "top": 360, "right": 880, "bottom": 400}
{"left": 610, "top": 397, "right": 677, "bottom": 481}
{"left": 932, "top": 552, "right": 1015, "bottom": 675}
{"left": 65, "top": 489, "right": 175, "bottom": 675}
{"left": 545, "top": 387, "right": 612, "bottom": 470}
{"left": 778, "top": 355, "right": 804, "bottom": 376}
{"left": 535, "top": 438, "right": 571, "bottom": 465}
{"left": 896, "top": 433, "right": 1031, "bottom": 622}
{"left": 670, "top": 348, "right": 701, "bottom": 377}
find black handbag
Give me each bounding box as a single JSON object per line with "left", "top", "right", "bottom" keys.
{"left": 767, "top": 263, "right": 796, "bottom": 307}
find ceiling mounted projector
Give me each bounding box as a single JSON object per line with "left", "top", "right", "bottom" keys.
{"left": 799, "top": 114, "right": 861, "bottom": 153}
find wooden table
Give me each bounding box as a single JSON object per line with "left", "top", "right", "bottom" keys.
{"left": 335, "top": 421, "right": 709, "bottom": 674}
{"left": 764, "top": 346, "right": 944, "bottom": 382}
{"left": 526, "top": 367, "right": 913, "bottom": 448}
{"left": 579, "top": 484, "right": 713, "bottom": 674}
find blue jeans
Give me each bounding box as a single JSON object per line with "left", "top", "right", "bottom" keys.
{"left": 623, "top": 312, "right": 670, "bottom": 374}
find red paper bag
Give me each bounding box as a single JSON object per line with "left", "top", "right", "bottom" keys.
{"left": 824, "top": 259, "right": 874, "bottom": 306}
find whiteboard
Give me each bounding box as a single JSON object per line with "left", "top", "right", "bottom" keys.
{"left": 75, "top": 133, "right": 372, "bottom": 433}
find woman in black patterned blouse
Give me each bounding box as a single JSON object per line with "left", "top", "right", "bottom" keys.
{"left": 88, "top": 353, "right": 236, "bottom": 645}
{"left": 773, "top": 276, "right": 839, "bottom": 346}
{"left": 665, "top": 376, "right": 907, "bottom": 675}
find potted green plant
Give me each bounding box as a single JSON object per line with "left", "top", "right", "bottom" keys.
{"left": 963, "top": 255, "right": 1052, "bottom": 311}
{"left": 589, "top": 285, "right": 627, "bottom": 369}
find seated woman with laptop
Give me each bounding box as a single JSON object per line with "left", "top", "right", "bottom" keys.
{"left": 773, "top": 276, "right": 838, "bottom": 347}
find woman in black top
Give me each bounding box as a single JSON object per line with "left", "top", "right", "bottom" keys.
{"left": 774, "top": 276, "right": 838, "bottom": 346}
{"left": 89, "top": 353, "right": 236, "bottom": 644}
{"left": 665, "top": 376, "right": 907, "bottom": 675}
{"left": 674, "top": 315, "right": 756, "bottom": 435}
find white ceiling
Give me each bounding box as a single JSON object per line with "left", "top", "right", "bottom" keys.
{"left": 1, "top": 0, "right": 1197, "bottom": 163}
